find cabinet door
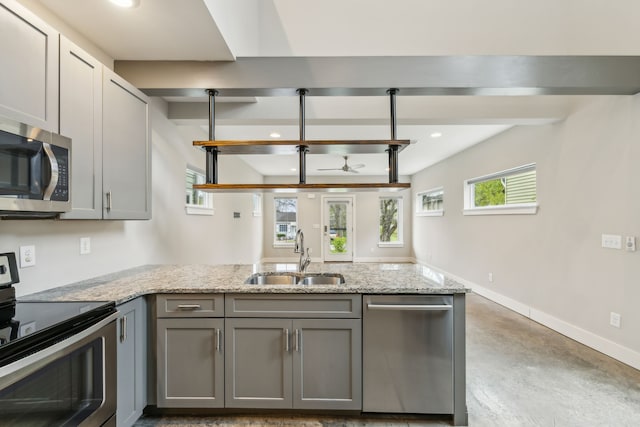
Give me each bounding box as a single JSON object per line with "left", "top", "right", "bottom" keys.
{"left": 0, "top": 0, "right": 58, "bottom": 130}
{"left": 292, "top": 319, "right": 362, "bottom": 410}
{"left": 157, "top": 318, "right": 224, "bottom": 408}
{"left": 102, "top": 68, "right": 151, "bottom": 220}
{"left": 116, "top": 297, "right": 147, "bottom": 427}
{"left": 59, "top": 36, "right": 103, "bottom": 219}
{"left": 225, "top": 318, "right": 292, "bottom": 409}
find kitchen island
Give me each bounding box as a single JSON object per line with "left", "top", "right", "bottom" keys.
{"left": 23, "top": 263, "right": 469, "bottom": 426}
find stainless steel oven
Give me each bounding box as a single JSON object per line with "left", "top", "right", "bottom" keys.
{"left": 0, "top": 301, "right": 117, "bottom": 427}
{"left": 0, "top": 115, "right": 71, "bottom": 217}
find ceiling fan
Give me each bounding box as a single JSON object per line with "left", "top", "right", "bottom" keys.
{"left": 317, "top": 156, "right": 365, "bottom": 173}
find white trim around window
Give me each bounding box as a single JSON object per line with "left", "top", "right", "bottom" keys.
{"left": 185, "top": 165, "right": 214, "bottom": 216}
{"left": 416, "top": 187, "right": 444, "bottom": 217}
{"left": 378, "top": 196, "right": 404, "bottom": 247}
{"left": 463, "top": 163, "right": 538, "bottom": 216}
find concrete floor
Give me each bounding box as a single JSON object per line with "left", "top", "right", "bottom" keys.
{"left": 134, "top": 293, "right": 640, "bottom": 426}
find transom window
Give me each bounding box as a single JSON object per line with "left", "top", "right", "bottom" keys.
{"left": 416, "top": 187, "right": 444, "bottom": 216}
{"left": 464, "top": 163, "right": 537, "bottom": 215}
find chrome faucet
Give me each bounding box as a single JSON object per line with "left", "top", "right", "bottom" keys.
{"left": 294, "top": 229, "right": 311, "bottom": 273}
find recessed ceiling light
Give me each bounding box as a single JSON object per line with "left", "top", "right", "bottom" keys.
{"left": 270, "top": 132, "right": 281, "bottom": 138}
{"left": 430, "top": 132, "right": 443, "bottom": 138}
{"left": 291, "top": 168, "right": 297, "bottom": 172}
{"left": 109, "top": 0, "right": 140, "bottom": 8}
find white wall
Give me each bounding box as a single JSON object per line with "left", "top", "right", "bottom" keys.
{"left": 0, "top": 98, "right": 263, "bottom": 297}
{"left": 262, "top": 175, "right": 412, "bottom": 262}
{"left": 411, "top": 95, "right": 640, "bottom": 367}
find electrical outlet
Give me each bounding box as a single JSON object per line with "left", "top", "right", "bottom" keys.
{"left": 80, "top": 237, "right": 91, "bottom": 255}
{"left": 625, "top": 236, "right": 636, "bottom": 252}
{"left": 19, "top": 245, "right": 36, "bottom": 268}
{"left": 610, "top": 312, "right": 621, "bottom": 328}
{"left": 602, "top": 234, "right": 622, "bottom": 249}
{"left": 488, "top": 273, "right": 493, "bottom": 282}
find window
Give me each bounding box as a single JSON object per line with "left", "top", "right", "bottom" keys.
{"left": 252, "top": 194, "right": 262, "bottom": 217}
{"left": 416, "top": 187, "right": 444, "bottom": 216}
{"left": 463, "top": 163, "right": 537, "bottom": 215}
{"left": 379, "top": 196, "right": 403, "bottom": 247}
{"left": 185, "top": 166, "right": 213, "bottom": 215}
{"left": 274, "top": 197, "right": 297, "bottom": 246}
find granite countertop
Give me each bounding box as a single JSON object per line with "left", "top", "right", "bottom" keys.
{"left": 22, "top": 262, "right": 470, "bottom": 305}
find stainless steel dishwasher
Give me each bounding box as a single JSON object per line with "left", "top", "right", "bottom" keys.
{"left": 363, "top": 294, "right": 454, "bottom": 414}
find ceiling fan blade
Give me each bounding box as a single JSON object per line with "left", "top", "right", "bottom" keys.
{"left": 347, "top": 168, "right": 360, "bottom": 173}
{"left": 350, "top": 163, "right": 365, "bottom": 169}
{"left": 317, "top": 167, "right": 342, "bottom": 171}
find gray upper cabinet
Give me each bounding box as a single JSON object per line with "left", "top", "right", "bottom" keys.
{"left": 0, "top": 0, "right": 58, "bottom": 131}
{"left": 59, "top": 36, "right": 103, "bottom": 219}
{"left": 102, "top": 68, "right": 151, "bottom": 220}
{"left": 116, "top": 297, "right": 148, "bottom": 427}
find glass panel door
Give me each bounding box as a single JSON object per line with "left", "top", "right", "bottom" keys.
{"left": 323, "top": 197, "right": 353, "bottom": 262}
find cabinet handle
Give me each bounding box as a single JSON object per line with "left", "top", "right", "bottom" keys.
{"left": 120, "top": 315, "right": 126, "bottom": 343}
{"left": 367, "top": 303, "right": 452, "bottom": 311}
{"left": 215, "top": 328, "right": 222, "bottom": 352}
{"left": 294, "top": 329, "right": 300, "bottom": 352}
{"left": 284, "top": 328, "right": 290, "bottom": 352}
{"left": 177, "top": 304, "right": 201, "bottom": 310}
{"left": 106, "top": 191, "right": 112, "bottom": 212}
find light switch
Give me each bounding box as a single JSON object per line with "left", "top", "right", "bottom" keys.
{"left": 601, "top": 234, "right": 622, "bottom": 249}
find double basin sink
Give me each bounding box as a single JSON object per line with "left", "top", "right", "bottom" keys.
{"left": 245, "top": 272, "right": 345, "bottom": 285}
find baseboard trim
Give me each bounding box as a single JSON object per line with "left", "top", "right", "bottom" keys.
{"left": 415, "top": 259, "right": 640, "bottom": 371}
{"left": 353, "top": 257, "right": 414, "bottom": 263}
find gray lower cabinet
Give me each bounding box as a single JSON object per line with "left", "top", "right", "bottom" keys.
{"left": 225, "top": 294, "right": 362, "bottom": 410}
{"left": 155, "top": 294, "right": 225, "bottom": 408}
{"left": 116, "top": 297, "right": 147, "bottom": 427}
{"left": 156, "top": 318, "right": 224, "bottom": 408}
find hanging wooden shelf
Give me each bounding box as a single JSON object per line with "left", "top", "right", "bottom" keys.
{"left": 193, "top": 183, "right": 411, "bottom": 193}
{"left": 197, "top": 88, "right": 411, "bottom": 191}
{"left": 192, "top": 139, "right": 412, "bottom": 155}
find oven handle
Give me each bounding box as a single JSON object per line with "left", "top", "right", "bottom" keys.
{"left": 42, "top": 142, "right": 59, "bottom": 201}
{"left": 0, "top": 312, "right": 118, "bottom": 378}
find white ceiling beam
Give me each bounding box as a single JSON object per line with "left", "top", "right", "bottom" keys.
{"left": 115, "top": 56, "right": 640, "bottom": 97}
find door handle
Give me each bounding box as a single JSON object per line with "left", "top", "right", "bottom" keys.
{"left": 105, "top": 191, "right": 112, "bottom": 211}
{"left": 41, "top": 142, "right": 58, "bottom": 201}
{"left": 215, "top": 328, "right": 222, "bottom": 352}
{"left": 294, "top": 329, "right": 300, "bottom": 352}
{"left": 119, "top": 315, "right": 127, "bottom": 343}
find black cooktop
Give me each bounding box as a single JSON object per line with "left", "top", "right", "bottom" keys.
{"left": 0, "top": 299, "right": 116, "bottom": 367}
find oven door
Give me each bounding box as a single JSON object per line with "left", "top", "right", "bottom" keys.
{"left": 0, "top": 315, "right": 117, "bottom": 427}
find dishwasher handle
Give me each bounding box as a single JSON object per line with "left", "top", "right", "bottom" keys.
{"left": 367, "top": 303, "right": 452, "bottom": 311}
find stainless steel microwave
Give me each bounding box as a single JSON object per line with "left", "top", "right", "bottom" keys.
{"left": 0, "top": 117, "right": 71, "bottom": 218}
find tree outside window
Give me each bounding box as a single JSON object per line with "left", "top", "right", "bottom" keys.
{"left": 379, "top": 197, "right": 403, "bottom": 246}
